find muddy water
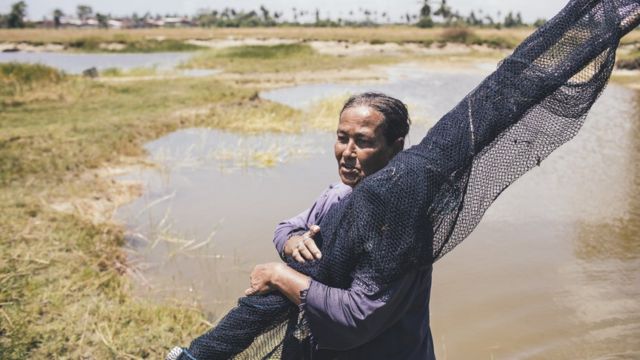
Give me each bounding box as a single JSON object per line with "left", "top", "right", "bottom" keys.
{"left": 116, "top": 64, "right": 640, "bottom": 358}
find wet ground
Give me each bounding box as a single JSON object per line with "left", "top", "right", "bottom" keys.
{"left": 116, "top": 63, "right": 640, "bottom": 358}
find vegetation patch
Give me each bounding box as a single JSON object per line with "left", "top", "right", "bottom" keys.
{"left": 67, "top": 37, "right": 203, "bottom": 53}
{"left": 100, "top": 66, "right": 158, "bottom": 77}
{"left": 183, "top": 43, "right": 395, "bottom": 73}
{"left": 0, "top": 62, "right": 65, "bottom": 97}
{"left": 435, "top": 27, "right": 518, "bottom": 49}
{"left": 0, "top": 65, "right": 308, "bottom": 357}
{"left": 304, "top": 94, "right": 350, "bottom": 131}
{"left": 616, "top": 50, "right": 640, "bottom": 70}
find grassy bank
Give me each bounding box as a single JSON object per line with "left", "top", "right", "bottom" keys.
{"left": 0, "top": 26, "right": 532, "bottom": 44}
{"left": 1, "top": 27, "right": 639, "bottom": 53}
{"left": 66, "top": 36, "right": 203, "bottom": 52}
{"left": 0, "top": 63, "right": 303, "bottom": 358}
{"left": 183, "top": 43, "right": 396, "bottom": 73}
{"left": 0, "top": 26, "right": 537, "bottom": 52}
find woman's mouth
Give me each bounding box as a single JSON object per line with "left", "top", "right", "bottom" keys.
{"left": 340, "top": 165, "right": 360, "bottom": 179}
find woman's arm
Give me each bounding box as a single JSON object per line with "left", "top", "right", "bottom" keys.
{"left": 245, "top": 263, "right": 428, "bottom": 351}
{"left": 245, "top": 262, "right": 311, "bottom": 305}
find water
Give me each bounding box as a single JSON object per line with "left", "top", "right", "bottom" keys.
{"left": 116, "top": 63, "right": 640, "bottom": 358}
{"left": 0, "top": 51, "right": 194, "bottom": 74}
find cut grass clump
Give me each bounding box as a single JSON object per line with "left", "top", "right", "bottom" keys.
{"left": 183, "top": 43, "right": 395, "bottom": 73}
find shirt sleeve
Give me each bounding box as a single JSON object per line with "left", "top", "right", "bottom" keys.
{"left": 302, "top": 268, "right": 428, "bottom": 351}
{"left": 273, "top": 183, "right": 351, "bottom": 255}
{"left": 273, "top": 207, "right": 310, "bottom": 255}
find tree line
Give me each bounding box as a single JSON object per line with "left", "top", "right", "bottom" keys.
{"left": 0, "top": 1, "right": 548, "bottom": 29}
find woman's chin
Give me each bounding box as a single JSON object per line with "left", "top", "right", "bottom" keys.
{"left": 339, "top": 173, "right": 361, "bottom": 187}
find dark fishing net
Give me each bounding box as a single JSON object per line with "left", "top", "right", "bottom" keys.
{"left": 175, "top": 1, "right": 640, "bottom": 359}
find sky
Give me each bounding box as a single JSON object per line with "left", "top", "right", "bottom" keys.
{"left": 1, "top": 0, "right": 565, "bottom": 23}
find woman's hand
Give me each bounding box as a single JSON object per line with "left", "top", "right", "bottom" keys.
{"left": 244, "top": 262, "right": 311, "bottom": 305}
{"left": 245, "top": 262, "right": 284, "bottom": 296}
{"left": 283, "top": 225, "right": 322, "bottom": 263}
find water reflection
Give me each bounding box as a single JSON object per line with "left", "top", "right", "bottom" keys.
{"left": 117, "top": 64, "right": 640, "bottom": 358}
{"left": 575, "top": 94, "right": 640, "bottom": 261}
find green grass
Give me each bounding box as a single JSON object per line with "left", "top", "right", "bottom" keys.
{"left": 438, "top": 27, "right": 518, "bottom": 48}
{"left": 0, "top": 65, "right": 303, "bottom": 358}
{"left": 182, "top": 43, "right": 396, "bottom": 73}
{"left": 67, "top": 36, "right": 203, "bottom": 53}
{"left": 100, "top": 66, "right": 158, "bottom": 77}
{"left": 221, "top": 43, "right": 313, "bottom": 59}
{"left": 616, "top": 49, "right": 640, "bottom": 70}
{"left": 0, "top": 63, "right": 66, "bottom": 97}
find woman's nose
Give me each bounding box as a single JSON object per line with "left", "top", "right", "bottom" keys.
{"left": 343, "top": 139, "right": 356, "bottom": 158}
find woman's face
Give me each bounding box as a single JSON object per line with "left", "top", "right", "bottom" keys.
{"left": 334, "top": 105, "right": 399, "bottom": 187}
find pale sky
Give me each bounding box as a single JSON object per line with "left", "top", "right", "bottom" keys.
{"left": 1, "top": 0, "right": 565, "bottom": 23}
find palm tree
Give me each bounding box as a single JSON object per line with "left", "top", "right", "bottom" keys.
{"left": 8, "top": 1, "right": 27, "bottom": 28}
{"left": 53, "top": 8, "right": 64, "bottom": 28}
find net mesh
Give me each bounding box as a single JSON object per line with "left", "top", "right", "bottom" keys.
{"left": 180, "top": 1, "right": 640, "bottom": 358}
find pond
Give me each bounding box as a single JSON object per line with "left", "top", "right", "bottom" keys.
{"left": 0, "top": 51, "right": 195, "bottom": 74}
{"left": 116, "top": 63, "right": 640, "bottom": 358}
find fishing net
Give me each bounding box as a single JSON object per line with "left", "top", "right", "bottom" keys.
{"left": 174, "top": 1, "right": 640, "bottom": 358}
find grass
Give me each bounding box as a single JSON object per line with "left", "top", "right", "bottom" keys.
{"left": 67, "top": 36, "right": 202, "bottom": 53}
{"left": 0, "top": 62, "right": 66, "bottom": 97}
{"left": 0, "top": 63, "right": 304, "bottom": 358}
{"left": 616, "top": 49, "right": 640, "bottom": 70}
{"left": 0, "top": 65, "right": 303, "bottom": 184}
{"left": 0, "top": 27, "right": 639, "bottom": 53}
{"left": 100, "top": 66, "right": 158, "bottom": 77}
{"left": 0, "top": 26, "right": 535, "bottom": 46}
{"left": 438, "top": 27, "right": 519, "bottom": 48}
{"left": 304, "top": 94, "right": 349, "bottom": 131}
{"left": 2, "top": 27, "right": 638, "bottom": 357}
{"left": 182, "top": 43, "right": 396, "bottom": 73}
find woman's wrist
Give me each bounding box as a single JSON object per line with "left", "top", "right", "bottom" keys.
{"left": 270, "top": 263, "right": 311, "bottom": 305}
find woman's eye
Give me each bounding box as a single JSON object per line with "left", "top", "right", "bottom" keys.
{"left": 356, "top": 139, "right": 373, "bottom": 147}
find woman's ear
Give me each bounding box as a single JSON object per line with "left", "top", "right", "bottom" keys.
{"left": 392, "top": 137, "right": 405, "bottom": 156}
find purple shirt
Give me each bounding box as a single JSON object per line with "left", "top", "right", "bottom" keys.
{"left": 273, "top": 183, "right": 352, "bottom": 255}
{"left": 273, "top": 183, "right": 435, "bottom": 359}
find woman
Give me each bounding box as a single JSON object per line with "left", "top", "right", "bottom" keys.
{"left": 169, "top": 1, "right": 640, "bottom": 358}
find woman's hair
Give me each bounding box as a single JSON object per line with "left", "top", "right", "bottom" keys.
{"left": 340, "top": 92, "right": 411, "bottom": 144}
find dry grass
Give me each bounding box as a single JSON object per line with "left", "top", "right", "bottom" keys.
{"left": 0, "top": 26, "right": 532, "bottom": 45}
{"left": 0, "top": 63, "right": 305, "bottom": 358}
{"left": 304, "top": 94, "right": 350, "bottom": 131}
{"left": 0, "top": 27, "right": 638, "bottom": 53}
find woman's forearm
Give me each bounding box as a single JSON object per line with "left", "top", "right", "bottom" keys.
{"left": 271, "top": 264, "right": 311, "bottom": 305}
